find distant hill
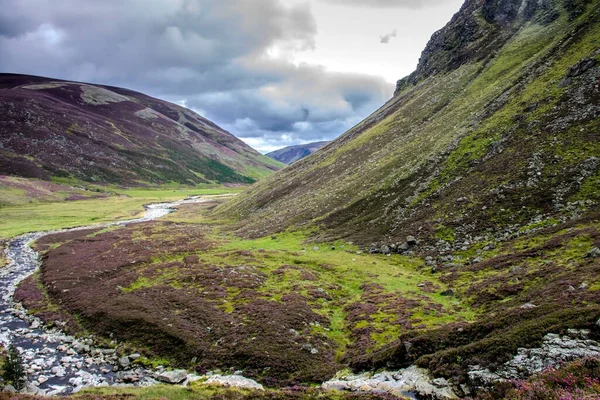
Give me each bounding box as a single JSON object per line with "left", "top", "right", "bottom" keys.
{"left": 266, "top": 141, "right": 330, "bottom": 164}
{"left": 0, "top": 74, "right": 283, "bottom": 185}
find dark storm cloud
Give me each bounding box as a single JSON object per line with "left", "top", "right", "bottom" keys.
{"left": 0, "top": 0, "right": 393, "bottom": 150}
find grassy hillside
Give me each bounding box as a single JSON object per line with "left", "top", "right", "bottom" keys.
{"left": 219, "top": 0, "right": 600, "bottom": 246}
{"left": 0, "top": 74, "right": 283, "bottom": 185}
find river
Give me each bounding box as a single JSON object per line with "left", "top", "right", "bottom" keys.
{"left": 0, "top": 197, "right": 210, "bottom": 395}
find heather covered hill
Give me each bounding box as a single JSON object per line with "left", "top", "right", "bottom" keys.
{"left": 220, "top": 0, "right": 600, "bottom": 245}
{"left": 0, "top": 74, "right": 283, "bottom": 185}
{"left": 266, "top": 141, "right": 331, "bottom": 164}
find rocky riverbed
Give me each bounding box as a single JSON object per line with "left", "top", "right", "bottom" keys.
{"left": 0, "top": 196, "right": 263, "bottom": 395}
{"left": 320, "top": 328, "right": 600, "bottom": 400}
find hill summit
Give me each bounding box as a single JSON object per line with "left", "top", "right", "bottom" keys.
{"left": 266, "top": 141, "right": 331, "bottom": 165}
{"left": 0, "top": 74, "right": 282, "bottom": 185}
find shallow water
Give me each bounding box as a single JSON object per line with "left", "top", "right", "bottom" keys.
{"left": 0, "top": 197, "right": 209, "bottom": 395}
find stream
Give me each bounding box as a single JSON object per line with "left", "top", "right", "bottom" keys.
{"left": 0, "top": 197, "right": 211, "bottom": 395}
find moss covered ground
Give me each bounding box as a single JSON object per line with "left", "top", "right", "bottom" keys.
{"left": 20, "top": 198, "right": 474, "bottom": 386}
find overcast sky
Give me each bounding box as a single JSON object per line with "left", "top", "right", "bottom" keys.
{"left": 0, "top": 0, "right": 462, "bottom": 153}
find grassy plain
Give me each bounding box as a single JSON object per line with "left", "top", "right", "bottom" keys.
{"left": 0, "top": 177, "right": 243, "bottom": 239}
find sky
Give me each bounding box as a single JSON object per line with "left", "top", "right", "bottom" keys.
{"left": 0, "top": 0, "right": 463, "bottom": 153}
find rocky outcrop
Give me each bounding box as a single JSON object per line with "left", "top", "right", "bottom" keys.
{"left": 204, "top": 374, "right": 265, "bottom": 391}
{"left": 395, "top": 0, "right": 562, "bottom": 94}
{"left": 322, "top": 366, "right": 457, "bottom": 399}
{"left": 468, "top": 329, "right": 600, "bottom": 386}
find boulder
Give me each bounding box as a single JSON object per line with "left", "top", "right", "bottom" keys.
{"left": 204, "top": 375, "right": 264, "bottom": 390}
{"left": 155, "top": 369, "right": 188, "bottom": 384}
{"left": 117, "top": 356, "right": 131, "bottom": 369}
{"left": 586, "top": 247, "right": 600, "bottom": 258}
{"left": 406, "top": 236, "right": 418, "bottom": 246}
{"left": 397, "top": 242, "right": 410, "bottom": 252}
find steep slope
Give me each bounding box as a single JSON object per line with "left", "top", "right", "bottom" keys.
{"left": 266, "top": 141, "right": 331, "bottom": 164}
{"left": 221, "top": 0, "right": 600, "bottom": 245}
{"left": 0, "top": 74, "right": 282, "bottom": 185}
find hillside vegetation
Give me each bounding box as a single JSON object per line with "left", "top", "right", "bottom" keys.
{"left": 13, "top": 0, "right": 600, "bottom": 395}
{"left": 220, "top": 0, "right": 600, "bottom": 246}
{"left": 0, "top": 74, "right": 282, "bottom": 185}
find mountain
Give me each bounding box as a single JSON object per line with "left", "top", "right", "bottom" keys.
{"left": 9, "top": 0, "right": 600, "bottom": 395}
{"left": 220, "top": 0, "right": 600, "bottom": 243}
{"left": 266, "top": 141, "right": 331, "bottom": 164}
{"left": 0, "top": 74, "right": 283, "bottom": 185}
{"left": 211, "top": 0, "right": 600, "bottom": 385}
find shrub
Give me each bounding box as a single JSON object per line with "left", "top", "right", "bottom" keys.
{"left": 2, "top": 345, "right": 26, "bottom": 390}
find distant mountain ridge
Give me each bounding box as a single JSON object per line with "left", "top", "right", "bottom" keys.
{"left": 0, "top": 74, "right": 282, "bottom": 185}
{"left": 266, "top": 141, "right": 330, "bottom": 164}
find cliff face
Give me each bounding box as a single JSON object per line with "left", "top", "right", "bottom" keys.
{"left": 220, "top": 0, "right": 600, "bottom": 246}
{"left": 395, "top": 0, "right": 586, "bottom": 94}
{"left": 0, "top": 74, "right": 282, "bottom": 185}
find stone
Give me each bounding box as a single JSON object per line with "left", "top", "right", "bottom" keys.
{"left": 380, "top": 245, "right": 390, "bottom": 254}
{"left": 520, "top": 303, "right": 537, "bottom": 309}
{"left": 118, "top": 356, "right": 131, "bottom": 369}
{"left": 586, "top": 247, "right": 600, "bottom": 258}
{"left": 469, "top": 332, "right": 600, "bottom": 383}
{"left": 2, "top": 385, "right": 16, "bottom": 393}
{"left": 322, "top": 365, "right": 457, "bottom": 399}
{"left": 301, "top": 343, "right": 317, "bottom": 353}
{"left": 204, "top": 374, "right": 264, "bottom": 390}
{"left": 155, "top": 369, "right": 188, "bottom": 384}
{"left": 117, "top": 371, "right": 141, "bottom": 383}
{"left": 567, "top": 58, "right": 597, "bottom": 77}
{"left": 440, "top": 289, "right": 454, "bottom": 297}
{"left": 406, "top": 236, "right": 418, "bottom": 246}
{"left": 397, "top": 242, "right": 410, "bottom": 252}
{"left": 433, "top": 377, "right": 449, "bottom": 387}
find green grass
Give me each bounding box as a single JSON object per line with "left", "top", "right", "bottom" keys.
{"left": 0, "top": 185, "right": 241, "bottom": 239}
{"left": 78, "top": 382, "right": 388, "bottom": 400}
{"left": 122, "top": 227, "right": 475, "bottom": 354}
{"left": 79, "top": 383, "right": 250, "bottom": 400}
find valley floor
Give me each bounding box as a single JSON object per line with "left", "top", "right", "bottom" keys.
{"left": 2, "top": 180, "right": 600, "bottom": 398}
